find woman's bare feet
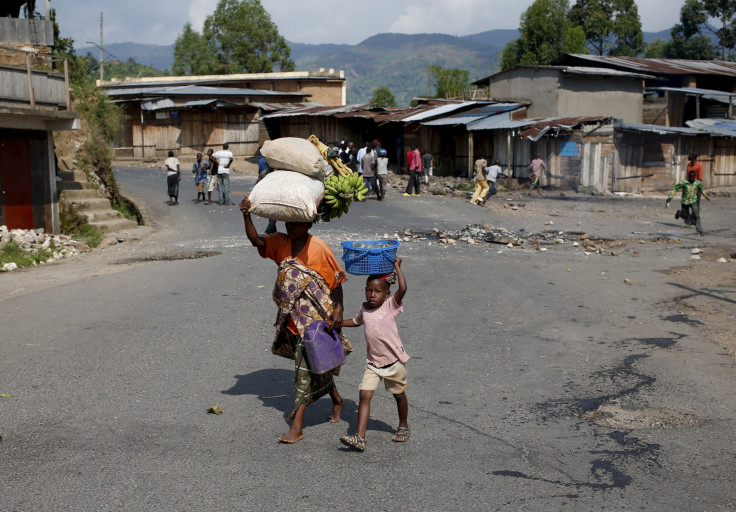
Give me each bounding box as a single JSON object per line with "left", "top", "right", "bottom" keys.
{"left": 278, "top": 427, "right": 304, "bottom": 444}
{"left": 328, "top": 398, "right": 343, "bottom": 423}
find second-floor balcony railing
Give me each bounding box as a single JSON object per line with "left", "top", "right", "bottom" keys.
{"left": 0, "top": 51, "right": 71, "bottom": 111}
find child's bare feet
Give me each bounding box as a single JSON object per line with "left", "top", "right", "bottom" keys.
{"left": 328, "top": 398, "right": 343, "bottom": 423}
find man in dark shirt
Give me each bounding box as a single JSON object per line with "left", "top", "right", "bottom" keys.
{"left": 205, "top": 148, "right": 219, "bottom": 205}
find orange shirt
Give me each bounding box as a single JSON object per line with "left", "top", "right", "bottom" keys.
{"left": 258, "top": 233, "right": 346, "bottom": 289}
{"left": 687, "top": 161, "right": 704, "bottom": 181}
{"left": 259, "top": 233, "right": 347, "bottom": 334}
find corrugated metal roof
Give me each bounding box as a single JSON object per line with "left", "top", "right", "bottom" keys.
{"left": 141, "top": 98, "right": 174, "bottom": 111}
{"left": 561, "top": 66, "right": 655, "bottom": 80}
{"left": 467, "top": 112, "right": 536, "bottom": 131}
{"left": 422, "top": 103, "right": 525, "bottom": 127}
{"left": 473, "top": 65, "right": 657, "bottom": 85}
{"left": 101, "top": 74, "right": 342, "bottom": 89}
{"left": 647, "top": 86, "right": 736, "bottom": 97}
{"left": 106, "top": 84, "right": 306, "bottom": 98}
{"left": 618, "top": 122, "right": 702, "bottom": 136}
{"left": 520, "top": 116, "right": 611, "bottom": 141}
{"left": 401, "top": 101, "right": 477, "bottom": 122}
{"left": 686, "top": 118, "right": 736, "bottom": 137}
{"left": 561, "top": 54, "right": 736, "bottom": 76}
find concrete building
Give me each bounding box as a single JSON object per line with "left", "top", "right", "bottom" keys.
{"left": 473, "top": 65, "right": 653, "bottom": 124}
{"left": 0, "top": 14, "right": 78, "bottom": 232}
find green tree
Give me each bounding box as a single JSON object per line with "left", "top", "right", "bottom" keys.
{"left": 173, "top": 0, "right": 294, "bottom": 75}
{"left": 370, "top": 86, "right": 397, "bottom": 107}
{"left": 568, "top": 0, "right": 644, "bottom": 56}
{"left": 664, "top": 24, "right": 717, "bottom": 59}
{"left": 427, "top": 66, "right": 470, "bottom": 98}
{"left": 501, "top": 0, "right": 588, "bottom": 69}
{"left": 678, "top": 0, "right": 735, "bottom": 60}
{"left": 644, "top": 38, "right": 668, "bottom": 58}
{"left": 173, "top": 23, "right": 218, "bottom": 75}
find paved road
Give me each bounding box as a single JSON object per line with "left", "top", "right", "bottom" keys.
{"left": 1, "top": 167, "right": 735, "bottom": 510}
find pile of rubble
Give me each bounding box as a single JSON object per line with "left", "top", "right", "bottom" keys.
{"left": 0, "top": 226, "right": 91, "bottom": 271}
{"left": 385, "top": 225, "right": 683, "bottom": 255}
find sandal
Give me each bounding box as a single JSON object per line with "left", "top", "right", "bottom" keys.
{"left": 392, "top": 426, "right": 410, "bottom": 442}
{"left": 340, "top": 434, "right": 366, "bottom": 452}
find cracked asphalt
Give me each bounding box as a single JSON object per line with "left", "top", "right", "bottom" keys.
{"left": 1, "top": 166, "right": 735, "bottom": 511}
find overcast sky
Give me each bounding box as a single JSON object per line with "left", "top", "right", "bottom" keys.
{"left": 52, "top": 0, "right": 685, "bottom": 49}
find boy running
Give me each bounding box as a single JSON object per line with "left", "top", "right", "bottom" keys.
{"left": 340, "top": 259, "right": 409, "bottom": 451}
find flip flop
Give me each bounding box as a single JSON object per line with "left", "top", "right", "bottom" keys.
{"left": 340, "top": 434, "right": 366, "bottom": 451}
{"left": 392, "top": 426, "right": 410, "bottom": 442}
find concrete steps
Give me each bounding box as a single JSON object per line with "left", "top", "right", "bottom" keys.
{"left": 58, "top": 170, "right": 138, "bottom": 233}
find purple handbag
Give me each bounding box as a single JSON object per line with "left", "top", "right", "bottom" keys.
{"left": 302, "top": 320, "right": 346, "bottom": 374}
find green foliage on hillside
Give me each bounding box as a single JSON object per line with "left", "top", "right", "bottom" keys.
{"left": 296, "top": 33, "right": 498, "bottom": 106}
{"left": 370, "top": 86, "right": 397, "bottom": 107}
{"left": 104, "top": 58, "right": 168, "bottom": 80}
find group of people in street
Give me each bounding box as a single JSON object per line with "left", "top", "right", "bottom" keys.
{"left": 337, "top": 139, "right": 390, "bottom": 202}
{"left": 166, "top": 143, "right": 235, "bottom": 206}
{"left": 239, "top": 196, "right": 411, "bottom": 451}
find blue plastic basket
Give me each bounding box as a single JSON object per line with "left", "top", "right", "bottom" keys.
{"left": 341, "top": 239, "right": 400, "bottom": 275}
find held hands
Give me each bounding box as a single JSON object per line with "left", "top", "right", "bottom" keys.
{"left": 327, "top": 304, "right": 343, "bottom": 331}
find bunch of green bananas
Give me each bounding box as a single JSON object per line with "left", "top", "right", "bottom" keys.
{"left": 323, "top": 173, "right": 368, "bottom": 219}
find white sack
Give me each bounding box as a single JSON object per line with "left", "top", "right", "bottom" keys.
{"left": 261, "top": 137, "right": 333, "bottom": 180}
{"left": 249, "top": 170, "right": 325, "bottom": 222}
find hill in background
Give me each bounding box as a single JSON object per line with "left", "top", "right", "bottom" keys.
{"left": 84, "top": 29, "right": 677, "bottom": 106}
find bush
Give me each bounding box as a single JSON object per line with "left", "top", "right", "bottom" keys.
{"left": 59, "top": 206, "right": 103, "bottom": 248}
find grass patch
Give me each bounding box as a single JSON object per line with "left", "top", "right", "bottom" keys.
{"left": 113, "top": 196, "right": 145, "bottom": 225}
{"left": 454, "top": 181, "right": 475, "bottom": 192}
{"left": 60, "top": 207, "right": 103, "bottom": 248}
{"left": 0, "top": 240, "right": 55, "bottom": 269}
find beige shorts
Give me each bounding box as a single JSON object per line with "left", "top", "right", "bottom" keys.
{"left": 196, "top": 182, "right": 205, "bottom": 193}
{"left": 207, "top": 175, "right": 219, "bottom": 192}
{"left": 359, "top": 361, "right": 407, "bottom": 394}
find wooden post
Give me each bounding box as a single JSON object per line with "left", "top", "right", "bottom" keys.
{"left": 468, "top": 131, "right": 474, "bottom": 179}
{"left": 63, "top": 58, "right": 70, "bottom": 111}
{"left": 26, "top": 53, "right": 35, "bottom": 109}
{"left": 506, "top": 130, "right": 512, "bottom": 188}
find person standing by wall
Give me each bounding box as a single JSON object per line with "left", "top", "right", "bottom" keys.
{"left": 164, "top": 150, "right": 181, "bottom": 206}
{"left": 213, "top": 142, "right": 234, "bottom": 206}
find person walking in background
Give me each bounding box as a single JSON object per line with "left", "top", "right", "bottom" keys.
{"left": 528, "top": 154, "right": 546, "bottom": 196}
{"left": 205, "top": 149, "right": 219, "bottom": 205}
{"left": 376, "top": 147, "right": 389, "bottom": 202}
{"left": 667, "top": 169, "right": 710, "bottom": 236}
{"left": 192, "top": 152, "right": 208, "bottom": 204}
{"left": 339, "top": 259, "right": 410, "bottom": 452}
{"left": 361, "top": 145, "right": 379, "bottom": 200}
{"left": 482, "top": 160, "right": 505, "bottom": 204}
{"left": 213, "top": 142, "right": 234, "bottom": 206}
{"left": 164, "top": 150, "right": 181, "bottom": 206}
{"left": 356, "top": 141, "right": 368, "bottom": 177}
{"left": 403, "top": 145, "right": 422, "bottom": 196}
{"left": 422, "top": 149, "right": 433, "bottom": 185}
{"left": 470, "top": 155, "right": 489, "bottom": 206}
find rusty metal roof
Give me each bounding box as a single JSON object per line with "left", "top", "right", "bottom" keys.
{"left": 559, "top": 54, "right": 736, "bottom": 76}
{"left": 519, "top": 116, "right": 612, "bottom": 141}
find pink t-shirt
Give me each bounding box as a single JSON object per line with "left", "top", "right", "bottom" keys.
{"left": 352, "top": 296, "right": 409, "bottom": 367}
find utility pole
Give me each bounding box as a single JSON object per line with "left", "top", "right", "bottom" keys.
{"left": 99, "top": 12, "right": 104, "bottom": 82}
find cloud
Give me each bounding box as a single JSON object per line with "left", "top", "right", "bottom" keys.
{"left": 189, "top": 0, "right": 217, "bottom": 32}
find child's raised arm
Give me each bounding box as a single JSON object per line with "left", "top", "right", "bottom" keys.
{"left": 393, "top": 258, "right": 407, "bottom": 305}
